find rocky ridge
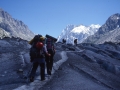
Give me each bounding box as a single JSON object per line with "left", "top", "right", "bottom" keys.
{"left": 0, "top": 8, "right": 35, "bottom": 41}
{"left": 83, "top": 13, "right": 120, "bottom": 44}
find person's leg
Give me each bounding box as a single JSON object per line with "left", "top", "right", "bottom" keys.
{"left": 29, "top": 62, "right": 38, "bottom": 82}
{"left": 49, "top": 49, "right": 54, "bottom": 74}
{"left": 45, "top": 56, "right": 51, "bottom": 74}
{"left": 50, "top": 54, "right": 54, "bottom": 72}
{"left": 40, "top": 62, "right": 45, "bottom": 80}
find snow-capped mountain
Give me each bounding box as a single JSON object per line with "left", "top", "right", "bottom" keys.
{"left": 57, "top": 24, "right": 100, "bottom": 44}
{"left": 0, "top": 8, "right": 35, "bottom": 41}
{"left": 83, "top": 13, "right": 120, "bottom": 44}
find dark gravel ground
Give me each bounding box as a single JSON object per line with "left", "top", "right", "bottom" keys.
{"left": 0, "top": 38, "right": 62, "bottom": 90}
{"left": 0, "top": 50, "right": 62, "bottom": 90}
{"left": 40, "top": 52, "right": 120, "bottom": 90}
{"left": 1, "top": 38, "right": 120, "bottom": 90}
{"left": 53, "top": 50, "right": 62, "bottom": 62}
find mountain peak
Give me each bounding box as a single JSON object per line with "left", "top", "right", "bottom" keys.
{"left": 71, "top": 24, "right": 100, "bottom": 34}
{"left": 96, "top": 13, "right": 120, "bottom": 35}
{"left": 83, "top": 13, "right": 120, "bottom": 44}
{"left": 57, "top": 24, "right": 100, "bottom": 44}
{"left": 0, "top": 8, "right": 35, "bottom": 40}
{"left": 110, "top": 13, "right": 120, "bottom": 19}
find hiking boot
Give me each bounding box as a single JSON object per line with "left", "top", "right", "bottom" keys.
{"left": 41, "top": 78, "right": 45, "bottom": 81}
{"left": 48, "top": 72, "right": 51, "bottom": 75}
{"left": 30, "top": 77, "right": 34, "bottom": 82}
{"left": 47, "top": 70, "right": 51, "bottom": 75}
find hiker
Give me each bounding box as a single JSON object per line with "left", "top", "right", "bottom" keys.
{"left": 45, "top": 36, "right": 56, "bottom": 75}
{"left": 74, "top": 39, "right": 77, "bottom": 46}
{"left": 28, "top": 35, "right": 50, "bottom": 82}
{"left": 62, "top": 39, "right": 66, "bottom": 44}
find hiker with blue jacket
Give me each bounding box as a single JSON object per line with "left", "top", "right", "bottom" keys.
{"left": 29, "top": 35, "right": 50, "bottom": 82}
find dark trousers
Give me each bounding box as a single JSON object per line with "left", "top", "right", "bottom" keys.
{"left": 29, "top": 62, "right": 45, "bottom": 79}
{"left": 45, "top": 49, "right": 54, "bottom": 74}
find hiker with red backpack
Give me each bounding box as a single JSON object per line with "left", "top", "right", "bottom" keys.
{"left": 28, "top": 34, "right": 50, "bottom": 82}
{"left": 45, "top": 34, "right": 57, "bottom": 75}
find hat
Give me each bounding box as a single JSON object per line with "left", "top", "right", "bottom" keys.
{"left": 40, "top": 36, "right": 45, "bottom": 41}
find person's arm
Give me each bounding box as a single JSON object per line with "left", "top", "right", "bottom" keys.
{"left": 44, "top": 44, "right": 51, "bottom": 56}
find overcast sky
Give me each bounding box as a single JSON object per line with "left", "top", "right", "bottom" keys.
{"left": 0, "top": 0, "right": 120, "bottom": 38}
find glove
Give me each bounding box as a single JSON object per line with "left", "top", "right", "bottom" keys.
{"left": 46, "top": 53, "right": 51, "bottom": 57}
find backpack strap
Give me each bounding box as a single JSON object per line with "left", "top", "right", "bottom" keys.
{"left": 46, "top": 38, "right": 54, "bottom": 50}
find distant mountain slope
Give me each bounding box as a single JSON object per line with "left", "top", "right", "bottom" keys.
{"left": 0, "top": 27, "right": 10, "bottom": 39}
{"left": 83, "top": 13, "right": 120, "bottom": 44}
{"left": 57, "top": 24, "right": 100, "bottom": 44}
{"left": 0, "top": 8, "right": 35, "bottom": 41}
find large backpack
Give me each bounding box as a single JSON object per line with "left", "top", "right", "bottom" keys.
{"left": 29, "top": 35, "right": 45, "bottom": 61}
{"left": 45, "top": 34, "right": 57, "bottom": 54}
{"left": 30, "top": 42, "right": 45, "bottom": 61}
